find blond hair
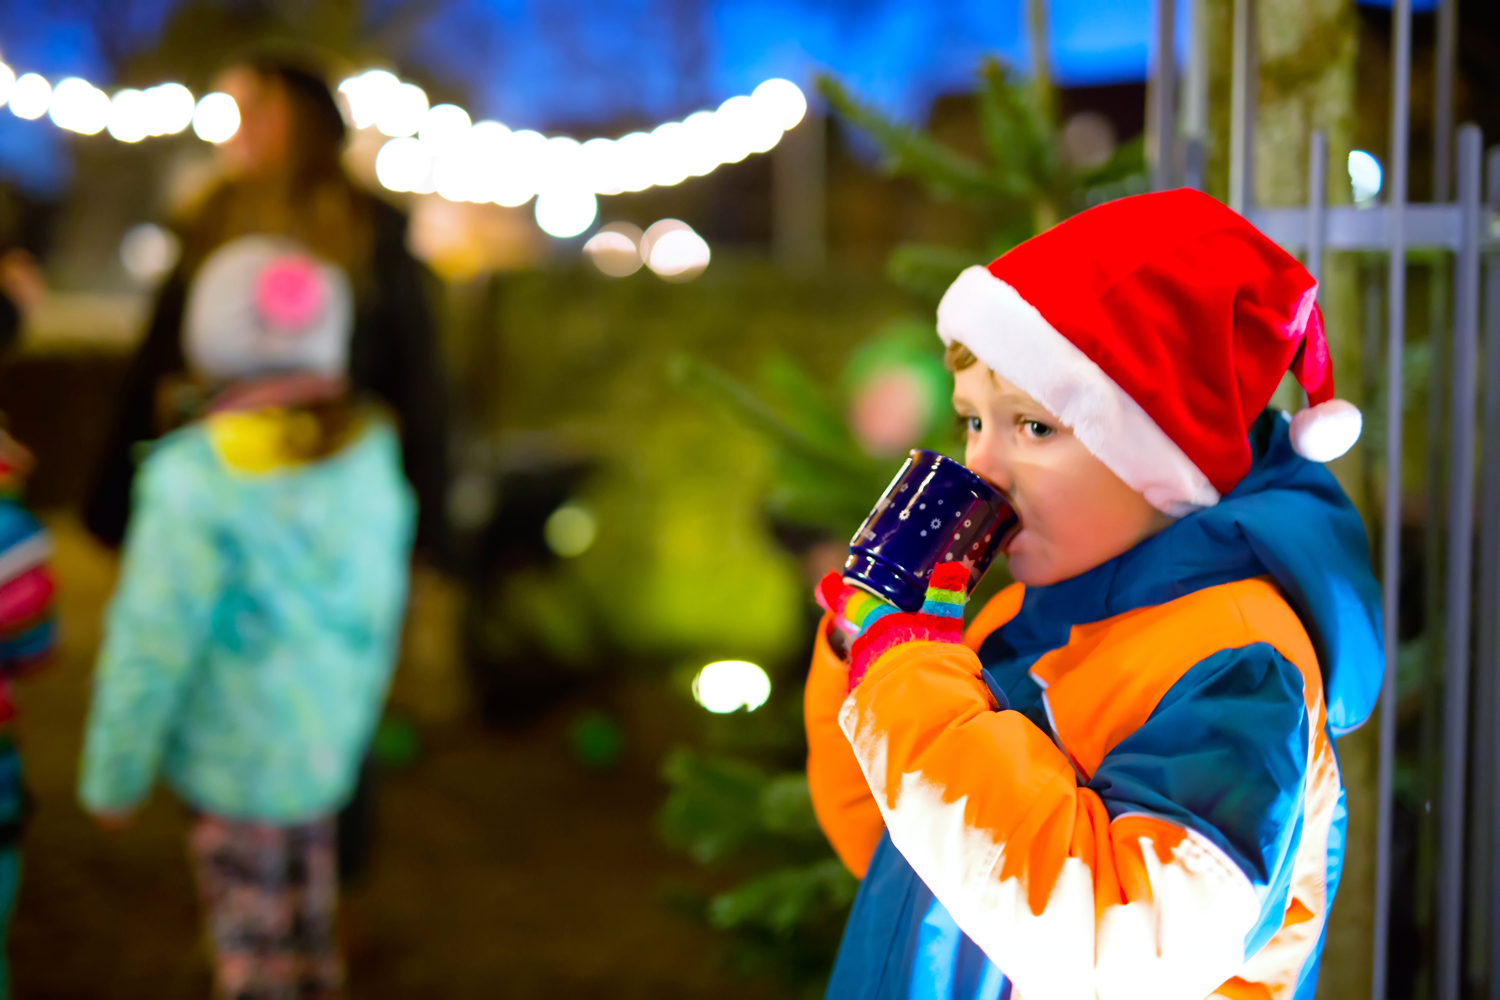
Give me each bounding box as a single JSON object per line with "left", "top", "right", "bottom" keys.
{"left": 944, "top": 341, "right": 981, "bottom": 373}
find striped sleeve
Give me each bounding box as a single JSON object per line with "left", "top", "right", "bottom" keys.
{"left": 839, "top": 638, "right": 1310, "bottom": 1000}
{"left": 0, "top": 507, "right": 56, "bottom": 672}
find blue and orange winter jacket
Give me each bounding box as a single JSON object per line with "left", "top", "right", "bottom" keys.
{"left": 805, "top": 411, "right": 1382, "bottom": 1000}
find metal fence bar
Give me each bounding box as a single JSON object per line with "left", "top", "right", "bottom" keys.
{"left": 1373, "top": 1, "right": 1412, "bottom": 995}
{"left": 1437, "top": 123, "right": 1484, "bottom": 1000}
{"left": 1228, "top": 0, "right": 1255, "bottom": 214}
{"left": 1248, "top": 203, "right": 1469, "bottom": 253}
{"left": 1307, "top": 130, "right": 1327, "bottom": 285}
{"left": 1364, "top": 266, "right": 1386, "bottom": 530}
{"left": 1484, "top": 144, "right": 1500, "bottom": 1000}
{"left": 1432, "top": 0, "right": 1456, "bottom": 203}
{"left": 1182, "top": 0, "right": 1209, "bottom": 192}
{"left": 1149, "top": 0, "right": 1177, "bottom": 191}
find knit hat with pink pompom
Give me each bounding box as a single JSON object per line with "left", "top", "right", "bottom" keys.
{"left": 184, "top": 235, "right": 353, "bottom": 382}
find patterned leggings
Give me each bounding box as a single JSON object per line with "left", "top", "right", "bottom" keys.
{"left": 188, "top": 814, "right": 343, "bottom": 1000}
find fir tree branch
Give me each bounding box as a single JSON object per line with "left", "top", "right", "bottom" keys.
{"left": 815, "top": 75, "right": 1004, "bottom": 204}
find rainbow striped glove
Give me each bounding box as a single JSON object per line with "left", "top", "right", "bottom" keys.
{"left": 816, "top": 562, "right": 969, "bottom": 691}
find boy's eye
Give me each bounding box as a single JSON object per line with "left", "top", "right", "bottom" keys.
{"left": 1021, "top": 419, "right": 1054, "bottom": 439}
{"left": 961, "top": 416, "right": 982, "bottom": 435}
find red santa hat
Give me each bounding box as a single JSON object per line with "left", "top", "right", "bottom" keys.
{"left": 936, "top": 188, "right": 1360, "bottom": 515}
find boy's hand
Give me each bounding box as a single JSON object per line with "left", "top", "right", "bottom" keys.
{"left": 817, "top": 563, "right": 969, "bottom": 691}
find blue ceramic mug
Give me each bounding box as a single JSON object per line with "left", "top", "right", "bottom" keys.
{"left": 843, "top": 449, "right": 1018, "bottom": 613}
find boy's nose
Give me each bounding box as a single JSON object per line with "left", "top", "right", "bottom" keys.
{"left": 967, "top": 450, "right": 1013, "bottom": 494}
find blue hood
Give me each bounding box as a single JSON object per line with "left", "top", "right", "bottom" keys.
{"left": 1192, "top": 410, "right": 1383, "bottom": 734}
{"left": 993, "top": 409, "right": 1383, "bottom": 735}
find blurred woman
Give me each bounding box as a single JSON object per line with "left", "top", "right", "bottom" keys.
{"left": 84, "top": 54, "right": 448, "bottom": 562}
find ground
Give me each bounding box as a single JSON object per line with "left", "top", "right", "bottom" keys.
{"left": 9, "top": 515, "right": 787, "bottom": 999}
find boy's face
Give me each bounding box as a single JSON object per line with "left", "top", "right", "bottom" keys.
{"left": 952, "top": 363, "right": 1172, "bottom": 587}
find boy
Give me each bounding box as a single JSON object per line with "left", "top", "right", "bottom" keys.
{"left": 79, "top": 236, "right": 414, "bottom": 999}
{"left": 807, "top": 190, "right": 1381, "bottom": 1000}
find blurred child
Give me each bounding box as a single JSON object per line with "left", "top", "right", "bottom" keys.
{"left": 79, "top": 235, "right": 414, "bottom": 999}
{"left": 807, "top": 190, "right": 1381, "bottom": 999}
{"left": 0, "top": 429, "right": 55, "bottom": 1000}
{"left": 0, "top": 244, "right": 57, "bottom": 1000}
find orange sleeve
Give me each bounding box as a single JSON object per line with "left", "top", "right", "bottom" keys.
{"left": 805, "top": 584, "right": 1023, "bottom": 879}
{"left": 804, "top": 612, "right": 885, "bottom": 877}
{"left": 841, "top": 640, "right": 1266, "bottom": 999}
{"left": 963, "top": 582, "right": 1025, "bottom": 652}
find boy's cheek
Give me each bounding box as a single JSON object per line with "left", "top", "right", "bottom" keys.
{"left": 999, "top": 529, "right": 1049, "bottom": 585}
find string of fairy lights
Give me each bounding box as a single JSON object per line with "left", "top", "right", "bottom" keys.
{"left": 0, "top": 58, "right": 808, "bottom": 244}
{"left": 0, "top": 62, "right": 240, "bottom": 142}
{"left": 344, "top": 69, "right": 808, "bottom": 237}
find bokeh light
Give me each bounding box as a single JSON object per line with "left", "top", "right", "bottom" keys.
{"left": 610, "top": 132, "right": 654, "bottom": 193}
{"left": 464, "top": 120, "right": 511, "bottom": 202}
{"left": 1061, "top": 111, "right": 1117, "bottom": 170}
{"left": 119, "top": 223, "right": 181, "bottom": 285}
{"left": 145, "top": 83, "right": 195, "bottom": 136}
{"left": 638, "top": 218, "right": 687, "bottom": 263}
{"left": 534, "top": 188, "right": 598, "bottom": 238}
{"left": 374, "top": 137, "right": 431, "bottom": 193}
{"left": 692, "top": 660, "right": 771, "bottom": 713}
{"left": 544, "top": 504, "right": 598, "bottom": 558}
{"left": 376, "top": 82, "right": 429, "bottom": 138}
{"left": 107, "top": 89, "right": 149, "bottom": 142}
{"left": 639, "top": 219, "right": 710, "bottom": 282}
{"left": 1349, "top": 150, "right": 1383, "bottom": 204}
{"left": 647, "top": 122, "right": 692, "bottom": 188}
{"left": 419, "top": 103, "right": 472, "bottom": 157}
{"left": 679, "top": 111, "right": 722, "bottom": 177}
{"left": 752, "top": 78, "right": 808, "bottom": 131}
{"left": 192, "top": 92, "right": 240, "bottom": 143}
{"left": 49, "top": 77, "right": 110, "bottom": 135}
{"left": 10, "top": 73, "right": 51, "bottom": 120}
{"left": 546, "top": 135, "right": 589, "bottom": 191}
{"left": 647, "top": 228, "right": 711, "bottom": 282}
{"left": 343, "top": 69, "right": 804, "bottom": 208}
{"left": 583, "top": 223, "right": 644, "bottom": 277}
{"left": 338, "top": 70, "right": 399, "bottom": 130}
{"left": 491, "top": 129, "right": 548, "bottom": 207}
{"left": 715, "top": 94, "right": 782, "bottom": 160}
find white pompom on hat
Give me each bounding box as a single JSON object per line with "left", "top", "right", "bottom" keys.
{"left": 1289, "top": 398, "right": 1363, "bottom": 463}
{"left": 936, "top": 189, "right": 1361, "bottom": 514}
{"left": 184, "top": 235, "right": 353, "bottom": 382}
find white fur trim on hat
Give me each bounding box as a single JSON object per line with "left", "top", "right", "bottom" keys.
{"left": 937, "top": 265, "right": 1220, "bottom": 515}
{"left": 1289, "top": 398, "right": 1361, "bottom": 462}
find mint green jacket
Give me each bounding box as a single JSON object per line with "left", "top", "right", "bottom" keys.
{"left": 79, "top": 417, "right": 415, "bottom": 822}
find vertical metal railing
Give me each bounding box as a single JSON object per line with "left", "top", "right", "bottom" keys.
{"left": 1374, "top": 3, "right": 1412, "bottom": 997}
{"left": 1432, "top": 0, "right": 1457, "bottom": 206}
{"left": 1148, "top": 0, "right": 1177, "bottom": 191}
{"left": 1485, "top": 143, "right": 1500, "bottom": 1000}
{"left": 1181, "top": 0, "right": 1209, "bottom": 192}
{"left": 1227, "top": 0, "right": 1256, "bottom": 214}
{"left": 1179, "top": 1, "right": 1495, "bottom": 994}
{"left": 1437, "top": 123, "right": 1484, "bottom": 1000}
{"left": 1306, "top": 131, "right": 1327, "bottom": 287}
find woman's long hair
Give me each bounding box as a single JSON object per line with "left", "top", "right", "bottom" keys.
{"left": 180, "top": 57, "right": 372, "bottom": 280}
